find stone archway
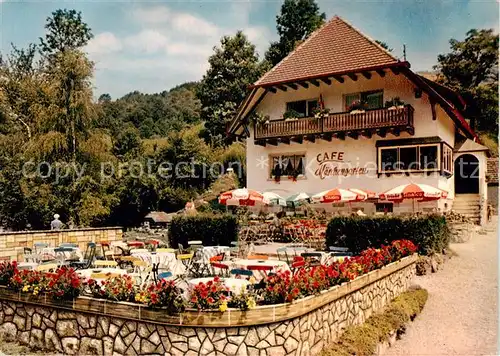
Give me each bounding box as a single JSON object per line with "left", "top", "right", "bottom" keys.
{"left": 454, "top": 154, "right": 480, "bottom": 194}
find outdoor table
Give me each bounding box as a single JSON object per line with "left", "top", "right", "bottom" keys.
{"left": 188, "top": 277, "right": 250, "bottom": 295}
{"left": 77, "top": 268, "right": 128, "bottom": 282}
{"left": 200, "top": 246, "right": 230, "bottom": 262}
{"left": 131, "top": 251, "right": 186, "bottom": 276}
{"left": 230, "top": 259, "right": 290, "bottom": 279}
{"left": 40, "top": 246, "right": 82, "bottom": 262}
{"left": 17, "top": 262, "right": 38, "bottom": 270}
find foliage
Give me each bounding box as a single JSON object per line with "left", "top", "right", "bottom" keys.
{"left": 326, "top": 215, "right": 450, "bottom": 255}
{"left": 375, "top": 40, "right": 393, "bottom": 52}
{"left": 347, "top": 100, "right": 368, "bottom": 112}
{"left": 320, "top": 288, "right": 428, "bottom": 356}
{"left": 434, "top": 29, "right": 498, "bottom": 138}
{"left": 384, "top": 97, "right": 405, "bottom": 108}
{"left": 46, "top": 266, "right": 82, "bottom": 300}
{"left": 188, "top": 276, "right": 229, "bottom": 311}
{"left": 265, "top": 0, "right": 326, "bottom": 66}
{"left": 198, "top": 31, "right": 264, "bottom": 144}
{"left": 0, "top": 261, "right": 17, "bottom": 286}
{"left": 259, "top": 240, "right": 417, "bottom": 305}
{"left": 227, "top": 287, "right": 257, "bottom": 311}
{"left": 10, "top": 269, "right": 48, "bottom": 295}
{"left": 283, "top": 109, "right": 302, "bottom": 120}
{"left": 39, "top": 9, "right": 93, "bottom": 55}
{"left": 88, "top": 275, "right": 136, "bottom": 302}
{"left": 169, "top": 213, "right": 238, "bottom": 249}
{"left": 135, "top": 279, "right": 185, "bottom": 314}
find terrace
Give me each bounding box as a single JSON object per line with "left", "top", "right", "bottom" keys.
{"left": 254, "top": 104, "right": 415, "bottom": 146}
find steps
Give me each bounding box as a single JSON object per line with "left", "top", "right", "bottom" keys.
{"left": 452, "top": 194, "right": 481, "bottom": 224}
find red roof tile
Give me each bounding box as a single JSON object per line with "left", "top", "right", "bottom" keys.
{"left": 254, "top": 16, "right": 400, "bottom": 87}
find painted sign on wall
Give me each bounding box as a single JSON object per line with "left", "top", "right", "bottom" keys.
{"left": 314, "top": 151, "right": 368, "bottom": 179}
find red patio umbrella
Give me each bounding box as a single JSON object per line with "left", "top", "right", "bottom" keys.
{"left": 218, "top": 188, "right": 267, "bottom": 206}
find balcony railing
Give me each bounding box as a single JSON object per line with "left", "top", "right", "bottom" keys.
{"left": 254, "top": 104, "right": 414, "bottom": 140}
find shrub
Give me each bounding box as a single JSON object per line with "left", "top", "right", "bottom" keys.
{"left": 135, "top": 279, "right": 185, "bottom": 314}
{"left": 89, "top": 275, "right": 136, "bottom": 302}
{"left": 188, "top": 276, "right": 229, "bottom": 311}
{"left": 47, "top": 267, "right": 82, "bottom": 300}
{"left": 0, "top": 261, "right": 17, "bottom": 286}
{"left": 169, "top": 213, "right": 238, "bottom": 248}
{"left": 326, "top": 215, "right": 450, "bottom": 255}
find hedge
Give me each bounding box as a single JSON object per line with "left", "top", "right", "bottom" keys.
{"left": 169, "top": 214, "right": 238, "bottom": 248}
{"left": 326, "top": 214, "right": 450, "bottom": 255}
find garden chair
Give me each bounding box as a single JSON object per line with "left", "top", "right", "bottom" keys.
{"left": 247, "top": 264, "right": 273, "bottom": 277}
{"left": 210, "top": 262, "right": 229, "bottom": 277}
{"left": 53, "top": 246, "right": 77, "bottom": 266}
{"left": 301, "top": 252, "right": 323, "bottom": 268}
{"left": 127, "top": 241, "right": 145, "bottom": 249}
{"left": 23, "top": 248, "right": 40, "bottom": 264}
{"left": 230, "top": 268, "right": 253, "bottom": 279}
{"left": 157, "top": 271, "right": 173, "bottom": 280}
{"left": 157, "top": 248, "right": 175, "bottom": 253}
{"left": 69, "top": 242, "right": 96, "bottom": 270}
{"left": 60, "top": 243, "right": 78, "bottom": 248}
{"left": 33, "top": 242, "right": 49, "bottom": 252}
{"left": 130, "top": 260, "right": 153, "bottom": 287}
{"left": 328, "top": 246, "right": 353, "bottom": 256}
{"left": 291, "top": 256, "right": 305, "bottom": 274}
{"left": 90, "top": 272, "right": 122, "bottom": 280}
{"left": 247, "top": 254, "right": 268, "bottom": 260}
{"left": 93, "top": 260, "right": 118, "bottom": 268}
{"left": 35, "top": 263, "right": 58, "bottom": 272}
{"left": 177, "top": 252, "right": 194, "bottom": 275}
{"left": 276, "top": 247, "right": 291, "bottom": 264}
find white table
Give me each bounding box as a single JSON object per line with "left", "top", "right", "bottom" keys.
{"left": 188, "top": 277, "right": 250, "bottom": 295}
{"left": 40, "top": 247, "right": 82, "bottom": 262}
{"left": 17, "top": 262, "right": 38, "bottom": 270}
{"left": 77, "top": 268, "right": 128, "bottom": 282}
{"left": 230, "top": 259, "right": 290, "bottom": 279}
{"left": 131, "top": 251, "right": 186, "bottom": 276}
{"left": 198, "top": 246, "right": 230, "bottom": 262}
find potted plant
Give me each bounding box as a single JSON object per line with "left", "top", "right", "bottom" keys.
{"left": 312, "top": 107, "right": 330, "bottom": 120}
{"left": 250, "top": 112, "right": 270, "bottom": 125}
{"left": 347, "top": 100, "right": 368, "bottom": 114}
{"left": 385, "top": 97, "right": 405, "bottom": 110}
{"left": 283, "top": 109, "right": 301, "bottom": 121}
{"left": 271, "top": 165, "right": 283, "bottom": 183}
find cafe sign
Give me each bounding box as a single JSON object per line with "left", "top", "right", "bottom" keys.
{"left": 314, "top": 151, "right": 367, "bottom": 179}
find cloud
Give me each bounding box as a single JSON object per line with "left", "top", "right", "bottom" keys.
{"left": 86, "top": 32, "right": 122, "bottom": 55}
{"left": 124, "top": 30, "right": 169, "bottom": 54}
{"left": 171, "top": 13, "right": 218, "bottom": 37}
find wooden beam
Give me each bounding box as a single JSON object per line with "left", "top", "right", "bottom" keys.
{"left": 255, "top": 140, "right": 266, "bottom": 147}
{"left": 291, "top": 136, "right": 303, "bottom": 144}
{"left": 347, "top": 73, "right": 358, "bottom": 81}
{"left": 333, "top": 76, "right": 344, "bottom": 83}
{"left": 391, "top": 128, "right": 400, "bottom": 137}
{"left": 277, "top": 85, "right": 287, "bottom": 92}
{"left": 361, "top": 72, "right": 372, "bottom": 80}
{"left": 309, "top": 79, "right": 320, "bottom": 87}
{"left": 305, "top": 134, "right": 316, "bottom": 143}
{"left": 361, "top": 130, "right": 372, "bottom": 139}
{"left": 321, "top": 133, "right": 332, "bottom": 142}
{"left": 320, "top": 78, "right": 332, "bottom": 85}
{"left": 406, "top": 127, "right": 415, "bottom": 136}
{"left": 287, "top": 83, "right": 298, "bottom": 90}
{"left": 430, "top": 99, "right": 437, "bottom": 121}
{"left": 390, "top": 67, "right": 400, "bottom": 75}
{"left": 377, "top": 129, "right": 387, "bottom": 138}
{"left": 279, "top": 137, "right": 290, "bottom": 145}
{"left": 268, "top": 87, "right": 277, "bottom": 93}
{"left": 347, "top": 132, "right": 359, "bottom": 139}
{"left": 334, "top": 132, "right": 345, "bottom": 141}
{"left": 376, "top": 69, "right": 386, "bottom": 77}
{"left": 267, "top": 138, "right": 278, "bottom": 146}
{"left": 298, "top": 82, "right": 309, "bottom": 89}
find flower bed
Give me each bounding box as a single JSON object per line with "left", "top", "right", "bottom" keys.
{"left": 0, "top": 240, "right": 416, "bottom": 314}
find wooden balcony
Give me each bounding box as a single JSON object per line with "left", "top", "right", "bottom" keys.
{"left": 254, "top": 105, "right": 414, "bottom": 144}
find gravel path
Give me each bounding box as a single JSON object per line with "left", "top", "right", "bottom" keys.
{"left": 385, "top": 218, "right": 498, "bottom": 356}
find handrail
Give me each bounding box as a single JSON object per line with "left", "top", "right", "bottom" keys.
{"left": 255, "top": 105, "right": 414, "bottom": 140}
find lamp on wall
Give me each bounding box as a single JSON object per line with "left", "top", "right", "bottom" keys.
{"left": 414, "top": 88, "right": 422, "bottom": 99}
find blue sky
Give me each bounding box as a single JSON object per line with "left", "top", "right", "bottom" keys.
{"left": 1, "top": 0, "right": 498, "bottom": 98}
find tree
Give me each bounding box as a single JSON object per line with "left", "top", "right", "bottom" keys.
{"left": 434, "top": 29, "right": 498, "bottom": 136}
{"left": 198, "top": 31, "right": 263, "bottom": 144}
{"left": 40, "top": 9, "right": 93, "bottom": 55}
{"left": 265, "top": 0, "right": 325, "bottom": 66}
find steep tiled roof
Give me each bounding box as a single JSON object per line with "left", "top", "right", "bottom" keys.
{"left": 254, "top": 16, "right": 400, "bottom": 87}
{"left": 487, "top": 158, "right": 499, "bottom": 184}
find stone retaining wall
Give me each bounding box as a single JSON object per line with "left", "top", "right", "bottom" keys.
{"left": 0, "top": 255, "right": 416, "bottom": 356}
{"left": 0, "top": 227, "right": 123, "bottom": 261}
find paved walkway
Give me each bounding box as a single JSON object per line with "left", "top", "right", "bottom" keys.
{"left": 385, "top": 219, "right": 498, "bottom": 356}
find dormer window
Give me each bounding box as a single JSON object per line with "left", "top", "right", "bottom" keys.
{"left": 285, "top": 99, "right": 318, "bottom": 118}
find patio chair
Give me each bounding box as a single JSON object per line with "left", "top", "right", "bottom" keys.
{"left": 291, "top": 256, "right": 305, "bottom": 274}
{"left": 130, "top": 260, "right": 153, "bottom": 287}
{"left": 93, "top": 260, "right": 118, "bottom": 268}
{"left": 230, "top": 268, "right": 253, "bottom": 279}
{"left": 60, "top": 243, "right": 78, "bottom": 248}
{"left": 35, "top": 263, "right": 58, "bottom": 272}
{"left": 90, "top": 272, "right": 122, "bottom": 280}
{"left": 210, "top": 262, "right": 229, "bottom": 277}
{"left": 69, "top": 242, "right": 96, "bottom": 270}
{"left": 301, "top": 252, "right": 323, "bottom": 268}
{"left": 247, "top": 265, "right": 273, "bottom": 277}
{"left": 157, "top": 271, "right": 173, "bottom": 280}
{"left": 157, "top": 248, "right": 175, "bottom": 253}
{"left": 33, "top": 242, "right": 49, "bottom": 252}
{"left": 54, "top": 246, "right": 77, "bottom": 265}
{"left": 247, "top": 254, "right": 269, "bottom": 260}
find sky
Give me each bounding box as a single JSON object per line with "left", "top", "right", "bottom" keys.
{"left": 0, "top": 0, "right": 498, "bottom": 98}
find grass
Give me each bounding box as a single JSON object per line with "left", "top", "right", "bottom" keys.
{"left": 320, "top": 287, "right": 428, "bottom": 356}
